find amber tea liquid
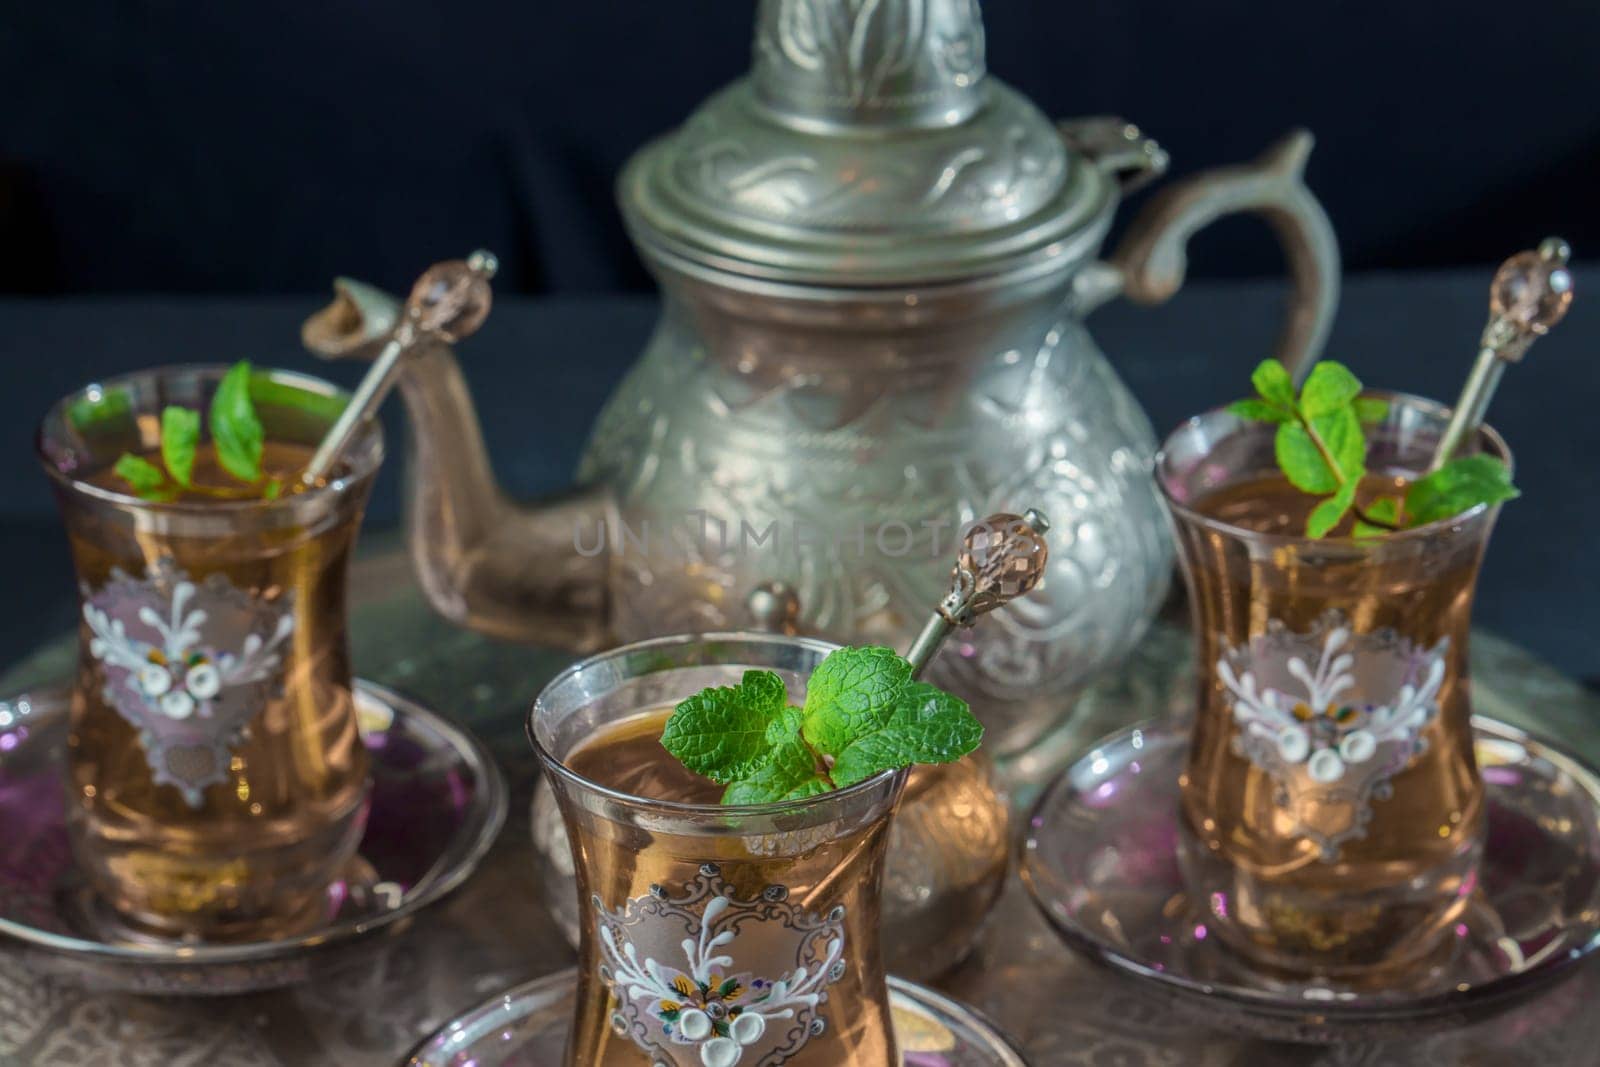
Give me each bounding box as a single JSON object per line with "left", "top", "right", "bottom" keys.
{"left": 60, "top": 439, "right": 373, "bottom": 940}
{"left": 1176, "top": 472, "right": 1487, "bottom": 976}
{"left": 558, "top": 709, "right": 900, "bottom": 1066}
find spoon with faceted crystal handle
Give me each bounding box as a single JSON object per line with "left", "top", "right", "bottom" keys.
{"left": 1430, "top": 238, "right": 1573, "bottom": 470}
{"left": 302, "top": 250, "right": 499, "bottom": 485}
{"left": 905, "top": 509, "right": 1051, "bottom": 678}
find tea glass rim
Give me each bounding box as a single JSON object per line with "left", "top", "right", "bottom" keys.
{"left": 1156, "top": 389, "right": 1513, "bottom": 549}
{"left": 35, "top": 362, "right": 382, "bottom": 514}
{"left": 528, "top": 630, "right": 902, "bottom": 820}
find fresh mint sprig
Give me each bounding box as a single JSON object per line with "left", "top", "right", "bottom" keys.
{"left": 1229, "top": 358, "right": 1518, "bottom": 538}
{"left": 113, "top": 361, "right": 282, "bottom": 502}
{"left": 660, "top": 646, "right": 983, "bottom": 805}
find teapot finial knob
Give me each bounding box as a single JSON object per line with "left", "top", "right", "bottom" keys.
{"left": 752, "top": 0, "right": 988, "bottom": 128}
{"left": 904, "top": 510, "right": 1050, "bottom": 676}
{"left": 303, "top": 250, "right": 500, "bottom": 484}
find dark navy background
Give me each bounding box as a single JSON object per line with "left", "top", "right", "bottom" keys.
{"left": 1, "top": 2, "right": 1598, "bottom": 295}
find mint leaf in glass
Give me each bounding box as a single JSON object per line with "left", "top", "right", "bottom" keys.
{"left": 160, "top": 406, "right": 200, "bottom": 487}
{"left": 660, "top": 645, "right": 983, "bottom": 806}
{"left": 1352, "top": 496, "right": 1401, "bottom": 539}
{"left": 660, "top": 669, "right": 790, "bottom": 783}
{"left": 211, "top": 360, "right": 265, "bottom": 483}
{"left": 1250, "top": 359, "right": 1296, "bottom": 409}
{"left": 110, "top": 360, "right": 284, "bottom": 502}
{"left": 1306, "top": 480, "right": 1356, "bottom": 539}
{"left": 830, "top": 682, "right": 985, "bottom": 788}
{"left": 1299, "top": 361, "right": 1362, "bottom": 418}
{"left": 113, "top": 453, "right": 169, "bottom": 499}
{"left": 800, "top": 645, "right": 910, "bottom": 755}
{"left": 1316, "top": 407, "right": 1367, "bottom": 483}
{"left": 721, "top": 739, "right": 830, "bottom": 805}
{"left": 1405, "top": 455, "right": 1520, "bottom": 526}
{"left": 1226, "top": 398, "right": 1291, "bottom": 424}
{"left": 1353, "top": 396, "right": 1389, "bottom": 424}
{"left": 68, "top": 387, "right": 132, "bottom": 432}
{"left": 1230, "top": 358, "right": 1516, "bottom": 538}
{"left": 1274, "top": 422, "right": 1341, "bottom": 494}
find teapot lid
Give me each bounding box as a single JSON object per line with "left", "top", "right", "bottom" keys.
{"left": 619, "top": 0, "right": 1117, "bottom": 289}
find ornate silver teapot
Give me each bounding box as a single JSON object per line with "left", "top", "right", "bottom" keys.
{"left": 304, "top": 0, "right": 1337, "bottom": 777}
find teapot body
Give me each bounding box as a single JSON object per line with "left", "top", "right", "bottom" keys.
{"left": 301, "top": 0, "right": 1339, "bottom": 798}
{"left": 579, "top": 267, "right": 1170, "bottom": 762}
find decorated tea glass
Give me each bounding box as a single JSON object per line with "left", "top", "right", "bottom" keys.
{"left": 530, "top": 633, "right": 904, "bottom": 1067}
{"left": 1157, "top": 392, "right": 1509, "bottom": 976}
{"left": 37, "top": 365, "right": 381, "bottom": 941}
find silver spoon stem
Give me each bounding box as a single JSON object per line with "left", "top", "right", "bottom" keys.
{"left": 300, "top": 250, "right": 498, "bottom": 486}
{"left": 302, "top": 326, "right": 412, "bottom": 485}
{"left": 1429, "top": 237, "right": 1572, "bottom": 470}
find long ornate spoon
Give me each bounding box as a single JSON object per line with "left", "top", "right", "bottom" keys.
{"left": 302, "top": 250, "right": 499, "bottom": 484}
{"left": 1430, "top": 238, "right": 1573, "bottom": 468}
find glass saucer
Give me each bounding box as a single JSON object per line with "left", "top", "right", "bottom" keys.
{"left": 1021, "top": 714, "right": 1600, "bottom": 1043}
{"left": 405, "top": 968, "right": 1029, "bottom": 1066}
{"left": 0, "top": 680, "right": 507, "bottom": 995}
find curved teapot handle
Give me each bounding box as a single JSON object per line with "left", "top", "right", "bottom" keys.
{"left": 1108, "top": 129, "right": 1340, "bottom": 382}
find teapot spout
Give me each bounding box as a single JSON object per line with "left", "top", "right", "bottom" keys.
{"left": 302, "top": 280, "right": 612, "bottom": 651}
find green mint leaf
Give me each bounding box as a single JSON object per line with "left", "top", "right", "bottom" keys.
{"left": 765, "top": 706, "right": 804, "bottom": 746}
{"left": 159, "top": 406, "right": 200, "bottom": 487}
{"left": 68, "top": 388, "right": 132, "bottom": 432}
{"left": 1404, "top": 455, "right": 1519, "bottom": 527}
{"left": 830, "top": 682, "right": 983, "bottom": 788}
{"left": 113, "top": 453, "right": 168, "bottom": 498}
{"left": 1250, "top": 359, "right": 1296, "bottom": 409}
{"left": 1352, "top": 496, "right": 1400, "bottom": 539}
{"left": 660, "top": 669, "right": 790, "bottom": 784}
{"left": 211, "top": 360, "right": 265, "bottom": 483}
{"left": 738, "top": 669, "right": 789, "bottom": 717}
{"left": 800, "top": 646, "right": 911, "bottom": 756}
{"left": 244, "top": 374, "right": 350, "bottom": 423}
{"left": 263, "top": 478, "right": 283, "bottom": 500}
{"left": 1315, "top": 407, "right": 1366, "bottom": 483}
{"left": 1227, "top": 398, "right": 1291, "bottom": 424}
{"left": 1353, "top": 396, "right": 1389, "bottom": 425}
{"left": 1274, "top": 423, "right": 1339, "bottom": 494}
{"left": 1299, "top": 362, "right": 1363, "bottom": 418}
{"left": 721, "top": 738, "right": 830, "bottom": 805}
{"left": 1305, "top": 481, "right": 1356, "bottom": 539}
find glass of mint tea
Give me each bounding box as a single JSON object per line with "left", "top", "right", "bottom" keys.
{"left": 36, "top": 363, "right": 381, "bottom": 941}
{"left": 530, "top": 633, "right": 914, "bottom": 1067}
{"left": 1157, "top": 366, "right": 1513, "bottom": 977}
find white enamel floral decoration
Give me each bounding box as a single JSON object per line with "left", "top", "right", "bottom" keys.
{"left": 82, "top": 560, "right": 295, "bottom": 806}
{"left": 1217, "top": 612, "right": 1449, "bottom": 860}
{"left": 596, "top": 864, "right": 846, "bottom": 1067}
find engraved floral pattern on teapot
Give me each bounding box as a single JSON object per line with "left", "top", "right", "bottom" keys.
{"left": 581, "top": 311, "right": 1170, "bottom": 758}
